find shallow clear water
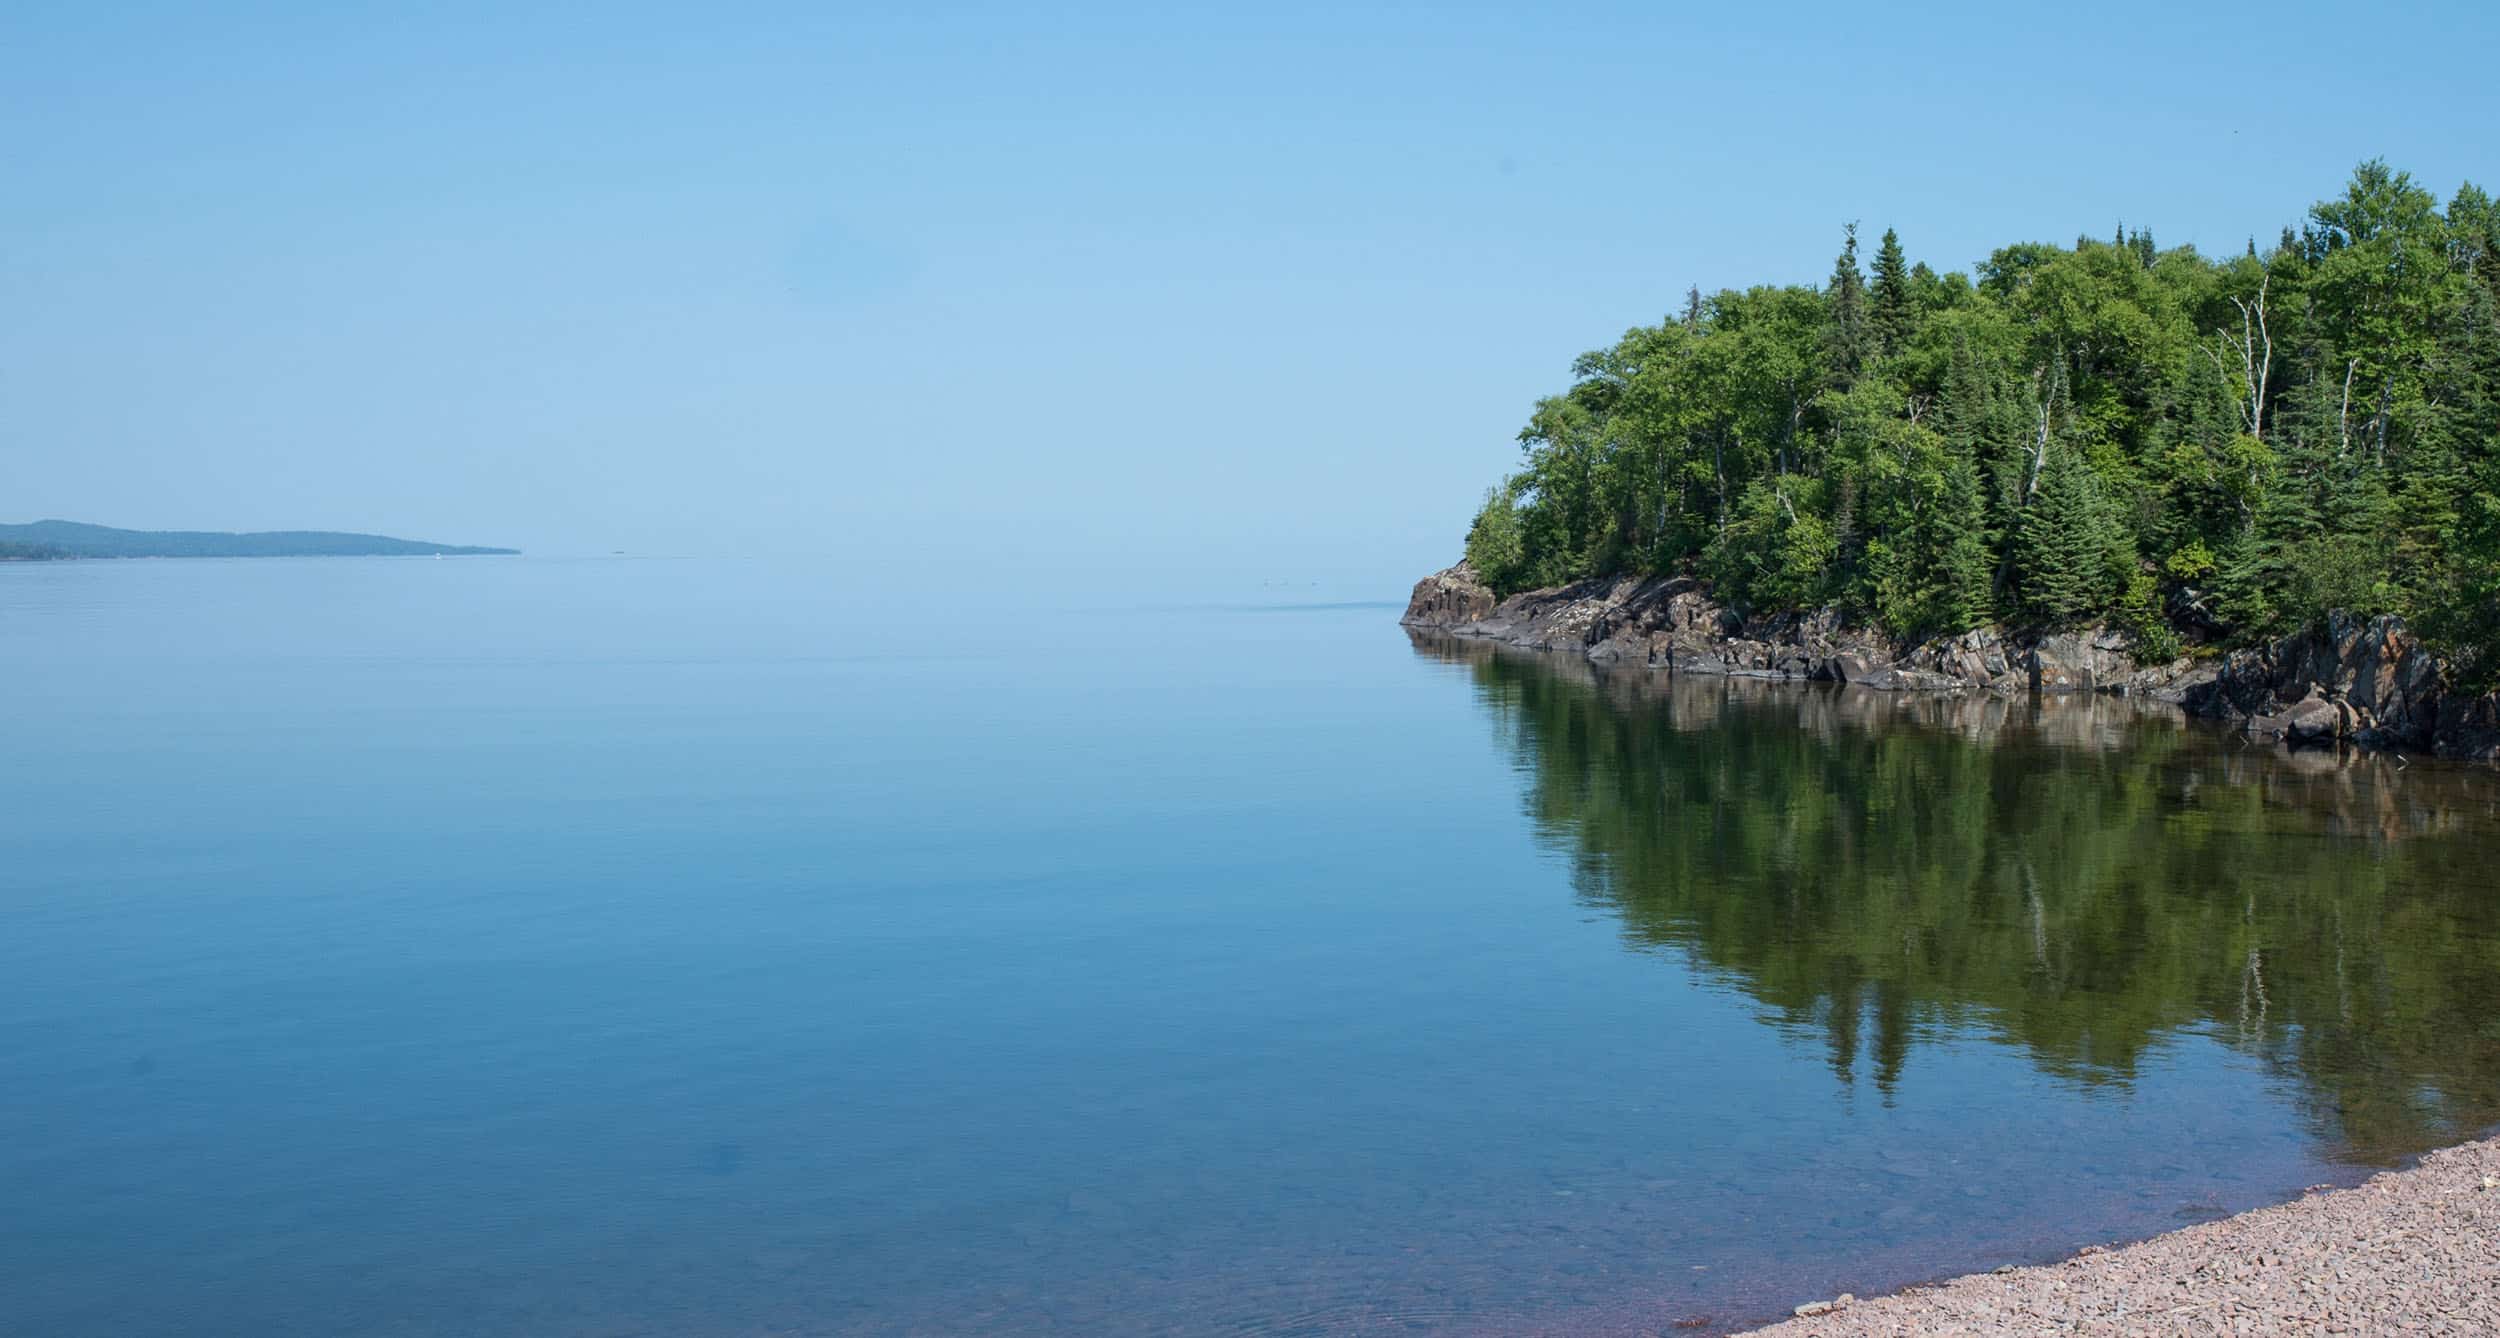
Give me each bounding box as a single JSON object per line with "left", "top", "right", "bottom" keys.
{"left": 4, "top": 558, "right": 2498, "bottom": 1335}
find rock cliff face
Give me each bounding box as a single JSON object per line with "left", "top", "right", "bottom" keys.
{"left": 1402, "top": 564, "right": 2500, "bottom": 763}
{"left": 2180, "top": 612, "right": 2500, "bottom": 762}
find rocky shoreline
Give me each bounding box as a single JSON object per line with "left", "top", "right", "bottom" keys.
{"left": 1404, "top": 563, "right": 2500, "bottom": 763}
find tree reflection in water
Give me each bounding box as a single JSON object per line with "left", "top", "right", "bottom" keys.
{"left": 1414, "top": 631, "right": 2500, "bottom": 1164}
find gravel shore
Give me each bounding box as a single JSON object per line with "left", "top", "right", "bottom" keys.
{"left": 1743, "top": 1135, "right": 2500, "bottom": 1336}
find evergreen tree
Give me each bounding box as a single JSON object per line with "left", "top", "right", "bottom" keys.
{"left": 1823, "top": 223, "right": 1870, "bottom": 389}
{"left": 1938, "top": 454, "right": 1995, "bottom": 630}
{"left": 2011, "top": 439, "right": 2123, "bottom": 622}
{"left": 1937, "top": 332, "right": 1989, "bottom": 456}
{"left": 1451, "top": 162, "right": 2500, "bottom": 670}
{"left": 1869, "top": 227, "right": 1914, "bottom": 360}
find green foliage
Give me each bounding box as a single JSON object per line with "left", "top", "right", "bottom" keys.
{"left": 2011, "top": 436, "right": 2129, "bottom": 622}
{"left": 1823, "top": 223, "right": 1871, "bottom": 390}
{"left": 2120, "top": 566, "right": 2180, "bottom": 662}
{"left": 1936, "top": 455, "right": 1996, "bottom": 632}
{"left": 1463, "top": 483, "right": 1530, "bottom": 594}
{"left": 1706, "top": 475, "right": 1835, "bottom": 612}
{"left": 1451, "top": 162, "right": 2500, "bottom": 667}
{"left": 1869, "top": 227, "right": 1915, "bottom": 359}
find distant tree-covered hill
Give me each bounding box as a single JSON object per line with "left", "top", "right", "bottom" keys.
{"left": 0, "top": 520, "right": 518, "bottom": 558}
{"left": 1452, "top": 160, "right": 2500, "bottom": 679}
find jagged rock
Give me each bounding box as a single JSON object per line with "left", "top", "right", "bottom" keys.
{"left": 1399, "top": 562, "right": 2499, "bottom": 764}
{"left": 1400, "top": 562, "right": 1498, "bottom": 629}
{"left": 2177, "top": 610, "right": 2498, "bottom": 761}
{"left": 2029, "top": 633, "right": 2099, "bottom": 693}
{"left": 2145, "top": 661, "right": 2221, "bottom": 706}
{"left": 2024, "top": 628, "right": 2154, "bottom": 694}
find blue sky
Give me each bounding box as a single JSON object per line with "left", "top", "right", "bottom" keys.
{"left": 6, "top": 2, "right": 2495, "bottom": 591}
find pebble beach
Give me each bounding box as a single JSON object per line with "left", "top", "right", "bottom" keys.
{"left": 1745, "top": 1135, "right": 2500, "bottom": 1336}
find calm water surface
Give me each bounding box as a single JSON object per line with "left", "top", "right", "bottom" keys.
{"left": 4, "top": 558, "right": 2499, "bottom": 1335}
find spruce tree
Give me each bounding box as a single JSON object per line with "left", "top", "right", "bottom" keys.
{"left": 2012, "top": 442, "right": 2118, "bottom": 622}
{"left": 1869, "top": 227, "right": 1914, "bottom": 359}
{"left": 1938, "top": 333, "right": 1988, "bottom": 456}
{"left": 1938, "top": 455, "right": 1995, "bottom": 630}
{"left": 1824, "top": 223, "right": 1869, "bottom": 389}
{"left": 2006, "top": 361, "right": 2128, "bottom": 623}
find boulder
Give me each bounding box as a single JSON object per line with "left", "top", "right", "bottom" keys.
{"left": 1400, "top": 563, "right": 1497, "bottom": 629}
{"left": 2028, "top": 632, "right": 2112, "bottom": 693}
{"left": 2282, "top": 693, "right": 2347, "bottom": 746}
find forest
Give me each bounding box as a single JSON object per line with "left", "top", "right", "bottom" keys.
{"left": 1459, "top": 162, "right": 2500, "bottom": 676}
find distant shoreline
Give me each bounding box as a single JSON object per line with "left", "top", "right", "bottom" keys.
{"left": 0, "top": 519, "right": 518, "bottom": 560}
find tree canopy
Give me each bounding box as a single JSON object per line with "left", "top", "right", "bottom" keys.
{"left": 1460, "top": 162, "right": 2500, "bottom": 677}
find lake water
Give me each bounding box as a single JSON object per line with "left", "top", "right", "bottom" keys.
{"left": 5, "top": 558, "right": 2499, "bottom": 1335}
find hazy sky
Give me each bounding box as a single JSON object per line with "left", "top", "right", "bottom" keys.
{"left": 7, "top": 2, "right": 2496, "bottom": 590}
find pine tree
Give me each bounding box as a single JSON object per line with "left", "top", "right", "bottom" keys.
{"left": 1869, "top": 227, "right": 1914, "bottom": 359}
{"left": 1682, "top": 285, "right": 1705, "bottom": 331}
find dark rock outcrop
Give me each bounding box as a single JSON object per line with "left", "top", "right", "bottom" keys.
{"left": 1402, "top": 565, "right": 2500, "bottom": 763}
{"left": 2179, "top": 612, "right": 2500, "bottom": 762}
{"left": 1401, "top": 564, "right": 2181, "bottom": 697}
{"left": 1401, "top": 560, "right": 1499, "bottom": 629}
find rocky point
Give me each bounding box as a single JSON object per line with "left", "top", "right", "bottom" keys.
{"left": 1403, "top": 563, "right": 2500, "bottom": 763}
